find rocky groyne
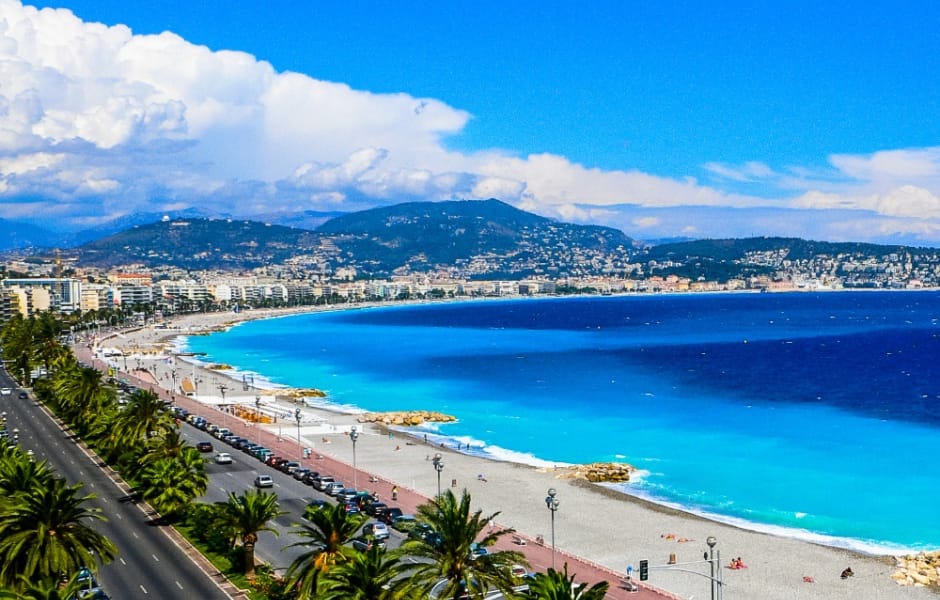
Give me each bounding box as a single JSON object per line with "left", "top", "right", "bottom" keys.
{"left": 357, "top": 410, "right": 457, "bottom": 426}
{"left": 892, "top": 550, "right": 940, "bottom": 589}
{"left": 551, "top": 462, "right": 635, "bottom": 483}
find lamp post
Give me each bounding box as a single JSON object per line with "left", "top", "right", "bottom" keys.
{"left": 349, "top": 425, "right": 360, "bottom": 488}
{"left": 432, "top": 453, "right": 444, "bottom": 497}
{"left": 218, "top": 384, "right": 227, "bottom": 428}
{"left": 706, "top": 536, "right": 720, "bottom": 600}
{"left": 545, "top": 488, "right": 559, "bottom": 570}
{"left": 294, "top": 408, "right": 302, "bottom": 463}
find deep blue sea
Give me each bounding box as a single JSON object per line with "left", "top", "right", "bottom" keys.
{"left": 181, "top": 292, "right": 940, "bottom": 554}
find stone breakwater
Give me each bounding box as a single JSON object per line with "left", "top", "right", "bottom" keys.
{"left": 357, "top": 411, "right": 457, "bottom": 426}
{"left": 892, "top": 551, "right": 940, "bottom": 589}
{"left": 551, "top": 462, "right": 635, "bottom": 483}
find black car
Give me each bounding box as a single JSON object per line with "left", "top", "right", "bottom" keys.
{"left": 301, "top": 471, "right": 320, "bottom": 486}
{"left": 195, "top": 441, "right": 213, "bottom": 452}
{"left": 381, "top": 507, "right": 404, "bottom": 525}
{"left": 364, "top": 502, "right": 388, "bottom": 517}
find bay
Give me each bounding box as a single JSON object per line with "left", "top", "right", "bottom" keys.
{"left": 182, "top": 291, "right": 940, "bottom": 553}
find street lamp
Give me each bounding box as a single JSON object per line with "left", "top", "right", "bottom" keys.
{"left": 218, "top": 384, "right": 227, "bottom": 428}
{"left": 545, "top": 488, "right": 559, "bottom": 570}
{"left": 349, "top": 425, "right": 360, "bottom": 488}
{"left": 706, "top": 536, "right": 721, "bottom": 600}
{"left": 294, "top": 408, "right": 302, "bottom": 463}
{"left": 432, "top": 453, "right": 444, "bottom": 497}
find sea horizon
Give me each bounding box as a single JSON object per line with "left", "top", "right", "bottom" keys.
{"left": 179, "top": 291, "right": 940, "bottom": 556}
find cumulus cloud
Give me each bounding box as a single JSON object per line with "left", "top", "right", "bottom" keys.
{"left": 2, "top": 0, "right": 940, "bottom": 245}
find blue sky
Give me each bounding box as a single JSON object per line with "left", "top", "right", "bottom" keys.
{"left": 4, "top": 0, "right": 940, "bottom": 245}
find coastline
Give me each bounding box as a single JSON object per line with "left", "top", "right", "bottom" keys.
{"left": 96, "top": 306, "right": 936, "bottom": 599}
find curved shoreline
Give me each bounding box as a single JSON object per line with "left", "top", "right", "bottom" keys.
{"left": 103, "top": 305, "right": 937, "bottom": 599}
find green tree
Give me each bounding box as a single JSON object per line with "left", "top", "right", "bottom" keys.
{"left": 522, "top": 564, "right": 609, "bottom": 600}
{"left": 404, "top": 489, "right": 526, "bottom": 600}
{"left": 285, "top": 502, "right": 366, "bottom": 598}
{"left": 0, "top": 478, "right": 116, "bottom": 588}
{"left": 50, "top": 364, "right": 115, "bottom": 434}
{"left": 139, "top": 447, "right": 209, "bottom": 519}
{"left": 320, "top": 544, "right": 418, "bottom": 600}
{"left": 0, "top": 572, "right": 87, "bottom": 599}
{"left": 213, "top": 489, "right": 285, "bottom": 577}
{"left": 115, "top": 389, "right": 175, "bottom": 442}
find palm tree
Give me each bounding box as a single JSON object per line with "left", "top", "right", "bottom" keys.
{"left": 320, "top": 544, "right": 419, "bottom": 600}
{"left": 0, "top": 478, "right": 116, "bottom": 588}
{"left": 404, "top": 489, "right": 526, "bottom": 600}
{"left": 115, "top": 389, "right": 175, "bottom": 442}
{"left": 522, "top": 564, "right": 609, "bottom": 600}
{"left": 139, "top": 447, "right": 209, "bottom": 519}
{"left": 285, "top": 502, "right": 366, "bottom": 598}
{"left": 51, "top": 364, "right": 115, "bottom": 433}
{"left": 0, "top": 572, "right": 87, "bottom": 599}
{"left": 213, "top": 489, "right": 284, "bottom": 577}
{"left": 0, "top": 451, "right": 55, "bottom": 496}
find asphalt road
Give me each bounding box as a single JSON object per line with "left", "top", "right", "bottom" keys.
{"left": 0, "top": 370, "right": 231, "bottom": 600}
{"left": 180, "top": 422, "right": 412, "bottom": 573}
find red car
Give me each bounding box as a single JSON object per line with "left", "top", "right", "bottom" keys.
{"left": 196, "top": 441, "right": 213, "bottom": 452}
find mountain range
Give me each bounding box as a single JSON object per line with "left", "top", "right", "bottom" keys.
{"left": 7, "top": 199, "right": 938, "bottom": 282}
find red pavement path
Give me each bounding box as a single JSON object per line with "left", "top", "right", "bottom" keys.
{"left": 79, "top": 347, "right": 679, "bottom": 600}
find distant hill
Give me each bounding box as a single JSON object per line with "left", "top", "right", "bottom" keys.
{"left": 67, "top": 199, "right": 636, "bottom": 276}
{"left": 75, "top": 219, "right": 320, "bottom": 269}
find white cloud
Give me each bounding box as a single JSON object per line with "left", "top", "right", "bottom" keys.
{"left": 2, "top": 0, "right": 940, "bottom": 246}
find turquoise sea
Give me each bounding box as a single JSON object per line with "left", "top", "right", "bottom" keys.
{"left": 180, "top": 292, "right": 940, "bottom": 554}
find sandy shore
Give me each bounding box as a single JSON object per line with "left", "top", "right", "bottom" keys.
{"left": 96, "top": 308, "right": 934, "bottom": 600}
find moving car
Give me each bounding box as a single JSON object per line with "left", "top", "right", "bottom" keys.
{"left": 214, "top": 452, "right": 233, "bottom": 464}
{"left": 195, "top": 441, "right": 213, "bottom": 452}
{"left": 254, "top": 475, "right": 274, "bottom": 488}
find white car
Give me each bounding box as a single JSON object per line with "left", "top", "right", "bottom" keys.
{"left": 254, "top": 475, "right": 274, "bottom": 488}
{"left": 0, "top": 388, "right": 11, "bottom": 396}
{"left": 214, "top": 452, "right": 233, "bottom": 464}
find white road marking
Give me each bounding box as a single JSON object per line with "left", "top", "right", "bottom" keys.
{"left": 139, "top": 584, "right": 148, "bottom": 594}
{"left": 175, "top": 581, "right": 183, "bottom": 589}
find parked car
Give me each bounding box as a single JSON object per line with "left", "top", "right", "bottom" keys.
{"left": 292, "top": 467, "right": 311, "bottom": 481}
{"left": 214, "top": 452, "right": 233, "bottom": 464}
{"left": 312, "top": 476, "right": 335, "bottom": 491}
{"left": 324, "top": 481, "right": 345, "bottom": 496}
{"left": 254, "top": 475, "right": 274, "bottom": 488}
{"left": 390, "top": 514, "right": 417, "bottom": 532}
{"left": 301, "top": 471, "right": 320, "bottom": 486}
{"left": 363, "top": 521, "right": 390, "bottom": 540}
{"left": 364, "top": 502, "right": 388, "bottom": 517}
{"left": 342, "top": 500, "right": 361, "bottom": 515}
{"left": 335, "top": 488, "right": 358, "bottom": 503}
{"left": 351, "top": 536, "right": 386, "bottom": 552}
{"left": 469, "top": 542, "right": 488, "bottom": 560}
{"left": 195, "top": 441, "right": 213, "bottom": 452}
{"left": 280, "top": 460, "right": 301, "bottom": 474}
{"left": 381, "top": 507, "right": 404, "bottom": 524}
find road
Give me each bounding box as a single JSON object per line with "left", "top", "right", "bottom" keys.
{"left": 0, "top": 369, "right": 233, "bottom": 600}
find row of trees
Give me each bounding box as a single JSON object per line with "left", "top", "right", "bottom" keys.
{"left": 0, "top": 311, "right": 610, "bottom": 599}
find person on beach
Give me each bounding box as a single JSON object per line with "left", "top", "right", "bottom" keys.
{"left": 841, "top": 567, "right": 854, "bottom": 579}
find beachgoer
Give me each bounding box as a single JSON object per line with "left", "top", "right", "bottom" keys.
{"left": 803, "top": 576, "right": 815, "bottom": 583}
{"left": 841, "top": 567, "right": 854, "bottom": 579}
{"left": 394, "top": 445, "right": 401, "bottom": 451}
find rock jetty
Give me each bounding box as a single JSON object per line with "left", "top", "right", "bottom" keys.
{"left": 892, "top": 550, "right": 940, "bottom": 588}
{"left": 357, "top": 411, "right": 457, "bottom": 426}
{"left": 553, "top": 462, "right": 635, "bottom": 483}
